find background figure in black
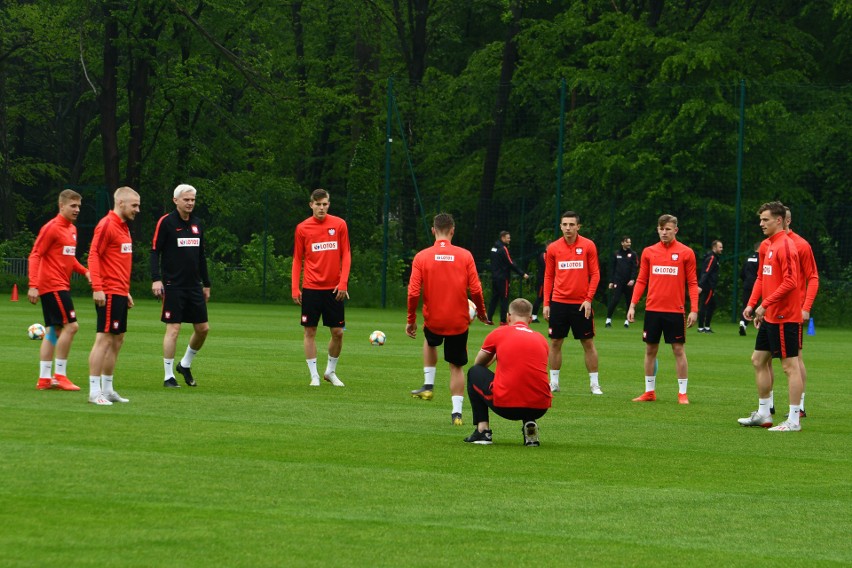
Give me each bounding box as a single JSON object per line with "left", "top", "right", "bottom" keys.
{"left": 487, "top": 231, "right": 529, "bottom": 325}
{"left": 605, "top": 236, "right": 638, "bottom": 328}
{"left": 530, "top": 250, "right": 546, "bottom": 324}
{"left": 697, "top": 239, "right": 723, "bottom": 333}
{"left": 739, "top": 242, "right": 760, "bottom": 336}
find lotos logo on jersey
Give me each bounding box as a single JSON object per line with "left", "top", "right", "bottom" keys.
{"left": 62, "top": 246, "right": 76, "bottom": 255}
{"left": 558, "top": 260, "right": 584, "bottom": 270}
{"left": 312, "top": 241, "right": 338, "bottom": 252}
{"left": 121, "top": 243, "right": 133, "bottom": 253}
{"left": 575, "top": 247, "right": 583, "bottom": 255}
{"left": 178, "top": 238, "right": 200, "bottom": 247}
{"left": 191, "top": 225, "right": 199, "bottom": 234}
{"left": 671, "top": 253, "right": 679, "bottom": 261}
{"left": 328, "top": 228, "right": 336, "bottom": 235}
{"left": 763, "top": 265, "right": 772, "bottom": 275}
{"left": 652, "top": 265, "right": 679, "bottom": 275}
{"left": 434, "top": 255, "right": 455, "bottom": 262}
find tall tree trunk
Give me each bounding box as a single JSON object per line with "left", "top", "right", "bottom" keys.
{"left": 100, "top": 3, "right": 120, "bottom": 192}
{"left": 471, "top": 2, "right": 522, "bottom": 258}
{"left": 0, "top": 70, "right": 17, "bottom": 239}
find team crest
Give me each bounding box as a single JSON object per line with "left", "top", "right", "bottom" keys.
{"left": 575, "top": 247, "right": 583, "bottom": 255}
{"left": 301, "top": 314, "right": 308, "bottom": 323}
{"left": 165, "top": 311, "right": 172, "bottom": 319}
{"left": 70, "top": 310, "right": 76, "bottom": 318}
{"left": 191, "top": 225, "right": 199, "bottom": 234}
{"left": 627, "top": 253, "right": 632, "bottom": 258}
{"left": 112, "top": 321, "right": 120, "bottom": 330}
{"left": 328, "top": 228, "right": 336, "bottom": 235}
{"left": 439, "top": 242, "right": 447, "bottom": 247}
{"left": 671, "top": 253, "right": 679, "bottom": 261}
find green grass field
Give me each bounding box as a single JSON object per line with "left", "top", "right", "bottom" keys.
{"left": 1, "top": 298, "right": 849, "bottom": 567}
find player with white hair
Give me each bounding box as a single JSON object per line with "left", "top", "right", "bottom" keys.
{"left": 151, "top": 183, "right": 211, "bottom": 388}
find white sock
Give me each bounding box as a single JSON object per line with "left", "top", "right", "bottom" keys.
{"left": 550, "top": 370, "right": 560, "bottom": 385}
{"left": 589, "top": 372, "right": 599, "bottom": 387}
{"left": 180, "top": 346, "right": 198, "bottom": 368}
{"left": 769, "top": 390, "right": 775, "bottom": 408}
{"left": 605, "top": 318, "right": 612, "bottom": 324}
{"left": 164, "top": 358, "right": 174, "bottom": 379}
{"left": 800, "top": 392, "right": 806, "bottom": 410}
{"left": 102, "top": 375, "right": 114, "bottom": 394}
{"left": 325, "top": 355, "right": 339, "bottom": 375}
{"left": 678, "top": 378, "right": 688, "bottom": 394}
{"left": 424, "top": 367, "right": 436, "bottom": 387}
{"left": 306, "top": 358, "right": 319, "bottom": 378}
{"left": 40, "top": 361, "right": 53, "bottom": 379}
{"left": 645, "top": 376, "right": 656, "bottom": 392}
{"left": 788, "top": 405, "right": 800, "bottom": 426}
{"left": 89, "top": 375, "right": 101, "bottom": 397}
{"left": 758, "top": 397, "right": 771, "bottom": 417}
{"left": 451, "top": 395, "right": 464, "bottom": 415}
{"left": 55, "top": 359, "right": 67, "bottom": 376}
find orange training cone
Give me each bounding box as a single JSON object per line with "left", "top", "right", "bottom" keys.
{"left": 11, "top": 283, "right": 19, "bottom": 302}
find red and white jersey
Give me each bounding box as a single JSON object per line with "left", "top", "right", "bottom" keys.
{"left": 748, "top": 231, "right": 801, "bottom": 324}
{"left": 292, "top": 214, "right": 351, "bottom": 294}
{"left": 479, "top": 322, "right": 551, "bottom": 409}
{"left": 28, "top": 213, "right": 87, "bottom": 293}
{"left": 631, "top": 239, "right": 698, "bottom": 313}
{"left": 787, "top": 230, "right": 819, "bottom": 312}
{"left": 543, "top": 235, "right": 600, "bottom": 306}
{"left": 88, "top": 211, "right": 133, "bottom": 295}
{"left": 407, "top": 239, "right": 485, "bottom": 336}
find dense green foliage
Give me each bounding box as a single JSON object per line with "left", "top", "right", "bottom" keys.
{"left": 1, "top": 1, "right": 850, "bottom": 309}
{"left": 2, "top": 300, "right": 851, "bottom": 565}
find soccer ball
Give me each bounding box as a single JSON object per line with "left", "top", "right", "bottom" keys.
{"left": 369, "top": 330, "right": 386, "bottom": 346}
{"left": 468, "top": 299, "right": 477, "bottom": 322}
{"left": 28, "top": 323, "right": 46, "bottom": 340}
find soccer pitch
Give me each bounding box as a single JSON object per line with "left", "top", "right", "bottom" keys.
{"left": 1, "top": 299, "right": 849, "bottom": 567}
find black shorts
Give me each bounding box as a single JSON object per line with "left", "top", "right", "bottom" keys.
{"left": 301, "top": 288, "right": 345, "bottom": 328}
{"left": 95, "top": 294, "right": 129, "bottom": 334}
{"left": 424, "top": 327, "right": 469, "bottom": 367}
{"left": 643, "top": 311, "right": 686, "bottom": 344}
{"left": 754, "top": 321, "right": 801, "bottom": 359}
{"left": 548, "top": 301, "right": 595, "bottom": 340}
{"left": 161, "top": 287, "right": 208, "bottom": 324}
{"left": 40, "top": 290, "right": 77, "bottom": 327}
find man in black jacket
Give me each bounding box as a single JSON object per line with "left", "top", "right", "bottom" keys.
{"left": 697, "top": 240, "right": 723, "bottom": 333}
{"left": 487, "top": 231, "right": 529, "bottom": 325}
{"left": 530, "top": 250, "right": 546, "bottom": 323}
{"left": 605, "top": 236, "right": 638, "bottom": 328}
{"left": 739, "top": 242, "right": 760, "bottom": 336}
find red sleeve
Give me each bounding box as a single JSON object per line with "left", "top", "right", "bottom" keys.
{"left": 686, "top": 249, "right": 699, "bottom": 310}
{"left": 800, "top": 246, "right": 819, "bottom": 312}
{"left": 630, "top": 251, "right": 649, "bottom": 305}
{"left": 585, "top": 243, "right": 600, "bottom": 303}
{"left": 337, "top": 221, "right": 351, "bottom": 291}
{"left": 88, "top": 221, "right": 105, "bottom": 292}
{"left": 543, "top": 247, "right": 555, "bottom": 307}
{"left": 467, "top": 255, "right": 486, "bottom": 317}
{"left": 291, "top": 226, "right": 304, "bottom": 298}
{"left": 27, "top": 225, "right": 52, "bottom": 288}
{"left": 406, "top": 255, "right": 423, "bottom": 325}
{"left": 73, "top": 259, "right": 87, "bottom": 275}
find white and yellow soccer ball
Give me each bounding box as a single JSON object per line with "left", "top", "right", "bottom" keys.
{"left": 369, "top": 330, "right": 386, "bottom": 346}
{"left": 28, "top": 323, "right": 46, "bottom": 340}
{"left": 468, "top": 299, "right": 477, "bottom": 322}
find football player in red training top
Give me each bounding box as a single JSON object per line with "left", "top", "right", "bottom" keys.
{"left": 406, "top": 212, "right": 488, "bottom": 426}
{"left": 151, "top": 184, "right": 211, "bottom": 388}
{"left": 28, "top": 189, "right": 91, "bottom": 391}
{"left": 86, "top": 186, "right": 140, "bottom": 406}
{"left": 543, "top": 211, "right": 603, "bottom": 395}
{"left": 738, "top": 202, "right": 804, "bottom": 431}
{"left": 464, "top": 298, "right": 552, "bottom": 446}
{"left": 292, "top": 189, "right": 351, "bottom": 387}
{"left": 627, "top": 214, "right": 699, "bottom": 404}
